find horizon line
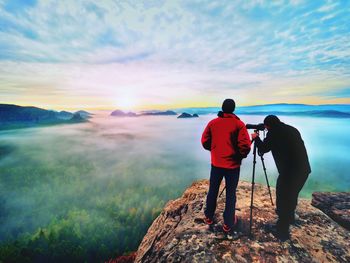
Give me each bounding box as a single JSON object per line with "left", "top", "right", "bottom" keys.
{"left": 2, "top": 102, "right": 350, "bottom": 113}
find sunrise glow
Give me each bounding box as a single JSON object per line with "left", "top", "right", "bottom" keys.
{"left": 0, "top": 1, "right": 349, "bottom": 110}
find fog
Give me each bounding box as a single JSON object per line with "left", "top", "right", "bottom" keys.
{"left": 0, "top": 113, "right": 349, "bottom": 259}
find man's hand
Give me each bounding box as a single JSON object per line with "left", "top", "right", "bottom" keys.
{"left": 251, "top": 132, "right": 259, "bottom": 141}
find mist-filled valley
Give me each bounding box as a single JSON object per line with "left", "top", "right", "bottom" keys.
{"left": 0, "top": 113, "right": 349, "bottom": 262}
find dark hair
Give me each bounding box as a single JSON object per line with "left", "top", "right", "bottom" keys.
{"left": 222, "top": 99, "right": 236, "bottom": 113}
{"left": 264, "top": 115, "right": 281, "bottom": 127}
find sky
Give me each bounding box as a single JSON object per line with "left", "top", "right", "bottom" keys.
{"left": 0, "top": 0, "right": 349, "bottom": 111}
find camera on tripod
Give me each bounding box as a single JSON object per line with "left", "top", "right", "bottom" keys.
{"left": 246, "top": 123, "right": 265, "bottom": 131}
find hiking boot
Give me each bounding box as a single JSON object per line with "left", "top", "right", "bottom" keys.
{"left": 265, "top": 221, "right": 290, "bottom": 241}
{"left": 275, "top": 211, "right": 299, "bottom": 225}
{"left": 276, "top": 220, "right": 290, "bottom": 241}
{"left": 275, "top": 229, "right": 290, "bottom": 241}
{"left": 222, "top": 223, "right": 231, "bottom": 233}
{"left": 222, "top": 215, "right": 238, "bottom": 233}
{"left": 272, "top": 214, "right": 298, "bottom": 225}
{"left": 204, "top": 217, "right": 214, "bottom": 225}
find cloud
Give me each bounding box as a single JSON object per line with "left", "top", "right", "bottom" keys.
{"left": 317, "top": 2, "right": 338, "bottom": 13}
{"left": 0, "top": 0, "right": 350, "bottom": 108}
{"left": 319, "top": 87, "right": 350, "bottom": 98}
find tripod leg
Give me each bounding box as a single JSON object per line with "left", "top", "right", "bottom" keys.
{"left": 219, "top": 186, "right": 226, "bottom": 197}
{"left": 249, "top": 142, "right": 257, "bottom": 236}
{"left": 260, "top": 155, "right": 274, "bottom": 206}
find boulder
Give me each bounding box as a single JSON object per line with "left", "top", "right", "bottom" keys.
{"left": 312, "top": 192, "right": 350, "bottom": 231}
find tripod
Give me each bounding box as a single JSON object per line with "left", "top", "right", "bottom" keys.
{"left": 249, "top": 133, "right": 274, "bottom": 236}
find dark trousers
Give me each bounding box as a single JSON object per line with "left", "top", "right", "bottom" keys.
{"left": 205, "top": 165, "right": 240, "bottom": 227}
{"left": 276, "top": 172, "right": 309, "bottom": 227}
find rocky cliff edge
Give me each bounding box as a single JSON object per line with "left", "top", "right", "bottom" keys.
{"left": 135, "top": 180, "right": 350, "bottom": 263}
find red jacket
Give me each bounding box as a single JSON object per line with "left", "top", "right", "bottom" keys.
{"left": 201, "top": 113, "right": 251, "bottom": 169}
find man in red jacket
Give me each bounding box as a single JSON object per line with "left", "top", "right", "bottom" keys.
{"left": 201, "top": 99, "right": 251, "bottom": 233}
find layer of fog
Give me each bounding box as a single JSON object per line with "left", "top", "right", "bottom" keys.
{"left": 0, "top": 113, "right": 349, "bottom": 243}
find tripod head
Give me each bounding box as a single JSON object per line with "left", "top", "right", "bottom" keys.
{"left": 251, "top": 130, "right": 266, "bottom": 157}
{"left": 250, "top": 129, "right": 266, "bottom": 143}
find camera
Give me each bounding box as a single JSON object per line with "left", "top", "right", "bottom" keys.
{"left": 246, "top": 123, "right": 265, "bottom": 131}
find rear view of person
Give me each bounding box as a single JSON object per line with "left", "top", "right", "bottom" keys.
{"left": 201, "top": 99, "right": 251, "bottom": 233}
{"left": 252, "top": 115, "right": 311, "bottom": 240}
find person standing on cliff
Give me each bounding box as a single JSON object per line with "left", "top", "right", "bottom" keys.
{"left": 251, "top": 115, "right": 311, "bottom": 240}
{"left": 201, "top": 99, "right": 251, "bottom": 233}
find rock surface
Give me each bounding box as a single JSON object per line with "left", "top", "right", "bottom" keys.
{"left": 312, "top": 192, "right": 350, "bottom": 231}
{"left": 135, "top": 180, "right": 350, "bottom": 263}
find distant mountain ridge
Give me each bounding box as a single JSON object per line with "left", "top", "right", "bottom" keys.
{"left": 238, "top": 110, "right": 350, "bottom": 118}
{"left": 110, "top": 109, "right": 177, "bottom": 117}
{"left": 141, "top": 110, "right": 177, "bottom": 116}
{"left": 0, "top": 104, "right": 90, "bottom": 130}
{"left": 173, "top": 103, "right": 350, "bottom": 118}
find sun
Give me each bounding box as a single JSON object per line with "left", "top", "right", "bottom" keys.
{"left": 115, "top": 96, "right": 138, "bottom": 111}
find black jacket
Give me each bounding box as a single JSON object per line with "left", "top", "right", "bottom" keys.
{"left": 255, "top": 122, "right": 311, "bottom": 175}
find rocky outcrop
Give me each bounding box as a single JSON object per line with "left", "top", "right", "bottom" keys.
{"left": 177, "top": 113, "right": 199, "bottom": 118}
{"left": 110, "top": 110, "right": 137, "bottom": 117}
{"left": 75, "top": 110, "right": 93, "bottom": 118}
{"left": 312, "top": 192, "right": 350, "bottom": 231}
{"left": 135, "top": 180, "right": 350, "bottom": 263}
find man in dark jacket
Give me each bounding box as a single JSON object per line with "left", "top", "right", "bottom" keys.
{"left": 201, "top": 99, "right": 251, "bottom": 233}
{"left": 252, "top": 115, "right": 311, "bottom": 240}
